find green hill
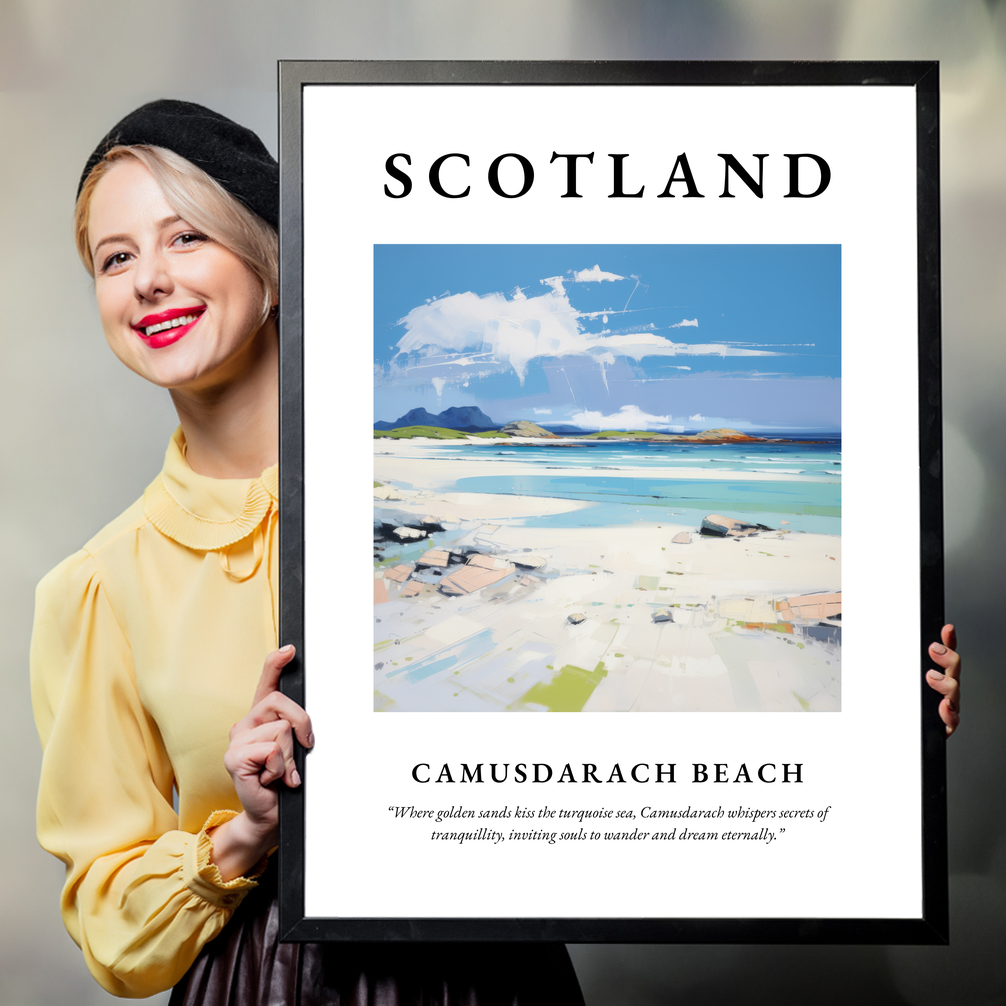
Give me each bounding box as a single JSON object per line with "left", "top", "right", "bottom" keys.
{"left": 374, "top": 425, "right": 473, "bottom": 440}
{"left": 584, "top": 428, "right": 765, "bottom": 443}
{"left": 585, "top": 430, "right": 679, "bottom": 440}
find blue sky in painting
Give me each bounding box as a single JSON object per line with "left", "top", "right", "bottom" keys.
{"left": 373, "top": 245, "right": 840, "bottom": 432}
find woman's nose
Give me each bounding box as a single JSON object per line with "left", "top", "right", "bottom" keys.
{"left": 133, "top": 249, "right": 173, "bottom": 302}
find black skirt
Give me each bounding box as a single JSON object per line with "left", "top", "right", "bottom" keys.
{"left": 169, "top": 869, "right": 585, "bottom": 1006}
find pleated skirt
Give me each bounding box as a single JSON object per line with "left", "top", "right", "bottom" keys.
{"left": 169, "top": 870, "right": 585, "bottom": 1006}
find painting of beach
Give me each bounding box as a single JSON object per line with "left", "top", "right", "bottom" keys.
{"left": 373, "top": 245, "right": 841, "bottom": 713}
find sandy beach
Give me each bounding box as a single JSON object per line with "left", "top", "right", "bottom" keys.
{"left": 374, "top": 438, "right": 841, "bottom": 713}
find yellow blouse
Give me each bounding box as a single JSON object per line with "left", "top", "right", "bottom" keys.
{"left": 31, "top": 429, "right": 279, "bottom": 998}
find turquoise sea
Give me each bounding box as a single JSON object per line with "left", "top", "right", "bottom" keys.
{"left": 380, "top": 437, "right": 842, "bottom": 536}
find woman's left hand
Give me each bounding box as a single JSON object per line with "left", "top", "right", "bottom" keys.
{"left": 926, "top": 624, "right": 961, "bottom": 737}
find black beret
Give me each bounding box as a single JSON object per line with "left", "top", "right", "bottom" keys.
{"left": 78, "top": 99, "right": 278, "bottom": 228}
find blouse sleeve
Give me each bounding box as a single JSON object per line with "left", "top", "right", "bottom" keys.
{"left": 31, "top": 549, "right": 262, "bottom": 998}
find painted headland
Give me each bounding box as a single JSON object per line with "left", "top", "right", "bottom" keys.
{"left": 373, "top": 246, "right": 841, "bottom": 713}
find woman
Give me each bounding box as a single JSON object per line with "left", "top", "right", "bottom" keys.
{"left": 33, "top": 99, "right": 963, "bottom": 1003}
{"left": 31, "top": 100, "right": 586, "bottom": 1003}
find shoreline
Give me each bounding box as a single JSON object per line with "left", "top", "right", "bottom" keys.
{"left": 376, "top": 439, "right": 841, "bottom": 490}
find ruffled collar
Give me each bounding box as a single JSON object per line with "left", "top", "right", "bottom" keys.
{"left": 143, "top": 428, "right": 278, "bottom": 551}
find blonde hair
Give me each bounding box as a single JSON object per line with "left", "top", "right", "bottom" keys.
{"left": 75, "top": 145, "right": 278, "bottom": 322}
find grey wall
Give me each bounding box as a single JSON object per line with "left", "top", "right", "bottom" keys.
{"left": 1, "top": 2, "right": 1003, "bottom": 1003}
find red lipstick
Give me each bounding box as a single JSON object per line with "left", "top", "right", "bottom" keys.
{"left": 132, "top": 306, "right": 205, "bottom": 349}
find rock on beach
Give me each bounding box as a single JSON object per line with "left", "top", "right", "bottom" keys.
{"left": 700, "top": 513, "right": 772, "bottom": 538}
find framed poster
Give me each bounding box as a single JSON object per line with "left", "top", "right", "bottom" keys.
{"left": 277, "top": 61, "right": 946, "bottom": 943}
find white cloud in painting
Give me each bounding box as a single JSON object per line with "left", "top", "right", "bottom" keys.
{"left": 671, "top": 318, "right": 699, "bottom": 328}
{"left": 540, "top": 276, "right": 566, "bottom": 295}
{"left": 394, "top": 289, "right": 779, "bottom": 385}
{"left": 689, "top": 413, "right": 705, "bottom": 423}
{"left": 593, "top": 333, "right": 774, "bottom": 360}
{"left": 572, "top": 264, "right": 625, "bottom": 283}
{"left": 570, "top": 404, "right": 686, "bottom": 433}
{"left": 533, "top": 407, "right": 552, "bottom": 414}
{"left": 396, "top": 289, "right": 581, "bottom": 382}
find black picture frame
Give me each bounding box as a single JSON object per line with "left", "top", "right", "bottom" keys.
{"left": 277, "top": 60, "right": 945, "bottom": 944}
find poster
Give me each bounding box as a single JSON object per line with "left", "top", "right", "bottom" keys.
{"left": 278, "top": 62, "right": 945, "bottom": 942}
{"left": 371, "top": 242, "right": 841, "bottom": 714}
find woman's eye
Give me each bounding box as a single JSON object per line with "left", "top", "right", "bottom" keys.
{"left": 173, "top": 231, "right": 208, "bottom": 248}
{"left": 101, "top": 251, "right": 131, "bottom": 273}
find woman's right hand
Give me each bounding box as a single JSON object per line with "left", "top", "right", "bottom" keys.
{"left": 209, "top": 645, "right": 314, "bottom": 881}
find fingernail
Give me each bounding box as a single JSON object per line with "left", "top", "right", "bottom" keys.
{"left": 931, "top": 643, "right": 947, "bottom": 655}
{"left": 292, "top": 768, "right": 301, "bottom": 787}
{"left": 280, "top": 644, "right": 295, "bottom": 654}
{"left": 307, "top": 732, "right": 315, "bottom": 748}
{"left": 928, "top": 670, "right": 944, "bottom": 679}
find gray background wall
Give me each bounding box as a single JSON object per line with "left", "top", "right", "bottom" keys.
{"left": 1, "top": 2, "right": 1003, "bottom": 1003}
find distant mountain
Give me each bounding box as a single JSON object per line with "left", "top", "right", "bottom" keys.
{"left": 539, "top": 424, "right": 596, "bottom": 435}
{"left": 373, "top": 407, "right": 439, "bottom": 430}
{"left": 374, "top": 405, "right": 499, "bottom": 432}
